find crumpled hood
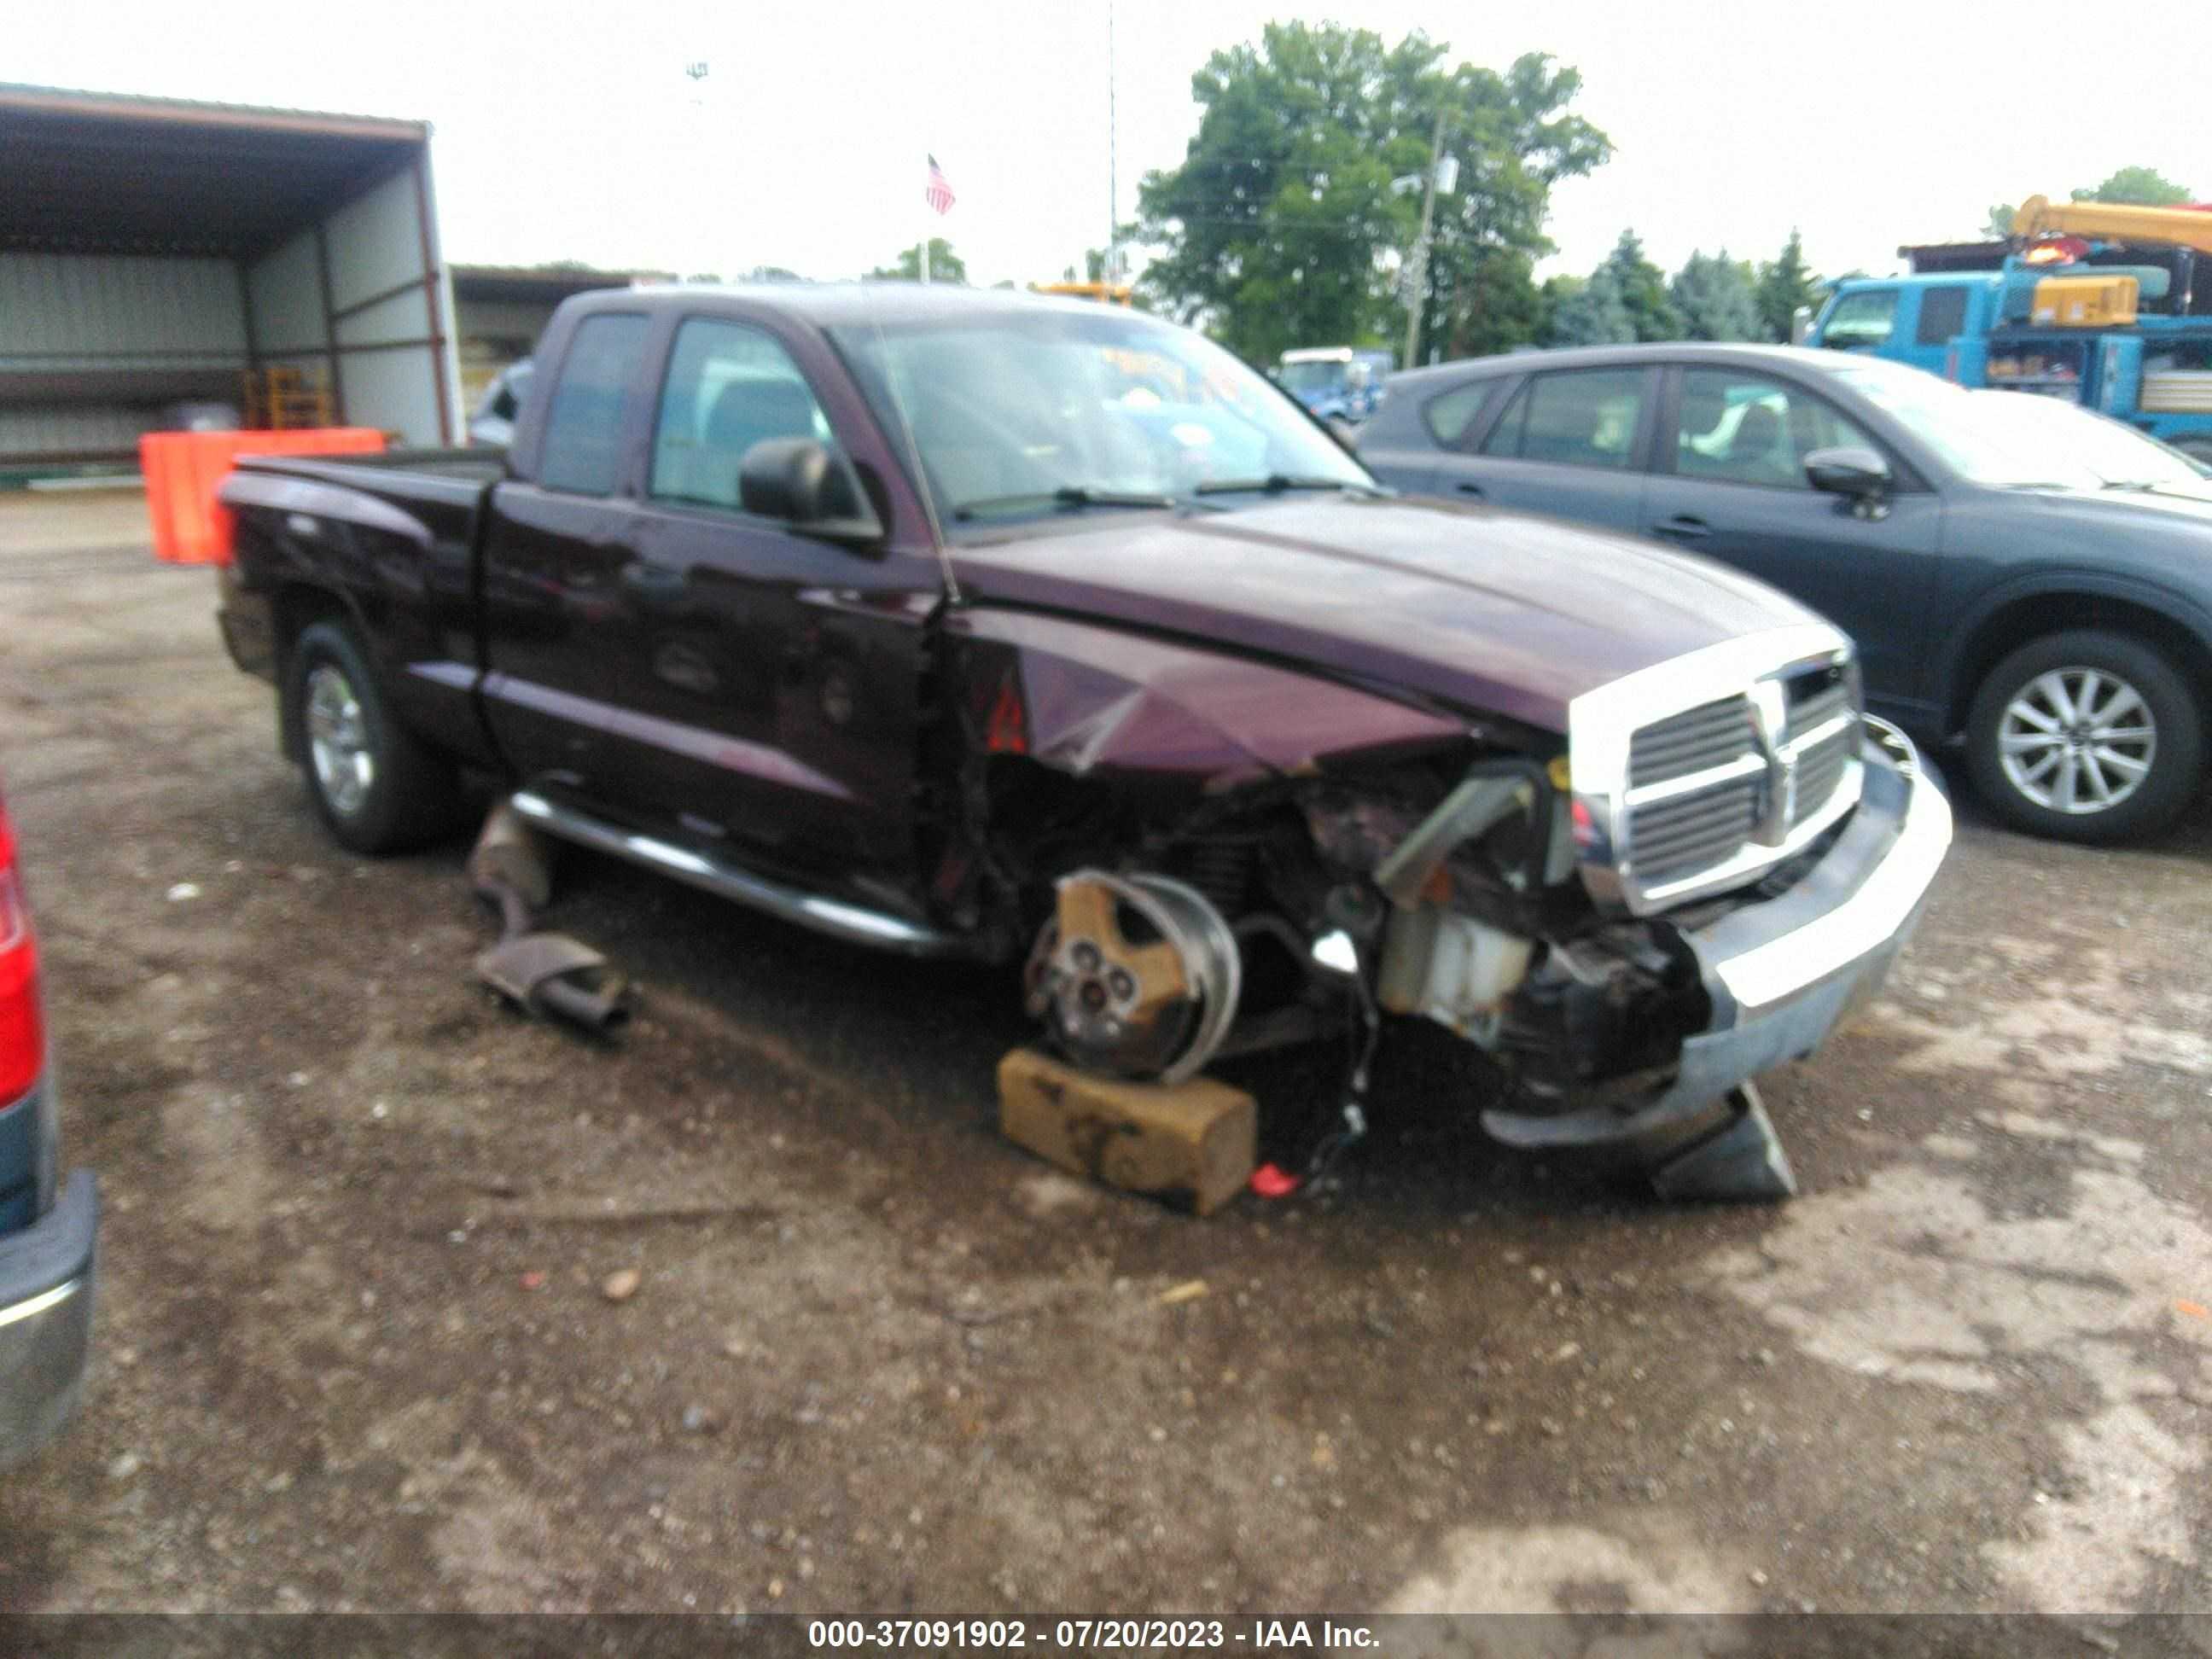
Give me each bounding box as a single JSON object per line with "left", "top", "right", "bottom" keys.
{"left": 947, "top": 494, "right": 1824, "bottom": 733}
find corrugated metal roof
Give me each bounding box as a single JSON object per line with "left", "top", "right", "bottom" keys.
{"left": 0, "top": 84, "right": 429, "bottom": 257}
{"left": 0, "top": 83, "right": 428, "bottom": 139}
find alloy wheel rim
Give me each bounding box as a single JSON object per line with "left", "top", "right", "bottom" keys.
{"left": 306, "top": 664, "right": 375, "bottom": 818}
{"left": 1997, "top": 667, "right": 2156, "bottom": 815}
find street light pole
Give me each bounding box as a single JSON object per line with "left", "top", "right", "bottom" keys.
{"left": 1403, "top": 108, "right": 1447, "bottom": 370}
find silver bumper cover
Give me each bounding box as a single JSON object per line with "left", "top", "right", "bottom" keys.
{"left": 1485, "top": 720, "right": 1952, "bottom": 1150}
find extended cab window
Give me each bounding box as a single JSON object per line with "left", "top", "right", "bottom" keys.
{"left": 1481, "top": 368, "right": 1645, "bottom": 471}
{"left": 1674, "top": 369, "right": 1881, "bottom": 490}
{"left": 650, "top": 318, "right": 835, "bottom": 509}
{"left": 1916, "top": 286, "right": 1970, "bottom": 346}
{"left": 538, "top": 314, "right": 651, "bottom": 495}
{"left": 1821, "top": 288, "right": 1898, "bottom": 351}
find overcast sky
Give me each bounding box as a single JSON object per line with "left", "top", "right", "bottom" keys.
{"left": 12, "top": 0, "right": 2209, "bottom": 292}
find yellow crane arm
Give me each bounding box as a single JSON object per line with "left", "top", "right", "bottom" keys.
{"left": 2012, "top": 195, "right": 2212, "bottom": 259}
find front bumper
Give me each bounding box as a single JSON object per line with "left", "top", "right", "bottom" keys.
{"left": 1485, "top": 721, "right": 1953, "bottom": 1150}
{"left": 0, "top": 1156, "right": 98, "bottom": 1468}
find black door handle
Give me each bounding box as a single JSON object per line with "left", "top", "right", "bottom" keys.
{"left": 1652, "top": 515, "right": 1709, "bottom": 540}
{"left": 1454, "top": 481, "right": 1485, "bottom": 498}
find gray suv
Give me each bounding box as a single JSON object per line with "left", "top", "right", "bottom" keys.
{"left": 1360, "top": 343, "right": 2212, "bottom": 842}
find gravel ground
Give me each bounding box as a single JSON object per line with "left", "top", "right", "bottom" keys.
{"left": 0, "top": 490, "right": 2205, "bottom": 1627}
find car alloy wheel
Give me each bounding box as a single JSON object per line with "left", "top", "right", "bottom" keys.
{"left": 305, "top": 662, "right": 375, "bottom": 818}
{"left": 1997, "top": 667, "right": 2155, "bottom": 815}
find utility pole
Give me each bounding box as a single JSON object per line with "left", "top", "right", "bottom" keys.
{"left": 1106, "top": 0, "right": 1119, "bottom": 286}
{"left": 1403, "top": 108, "right": 1447, "bottom": 370}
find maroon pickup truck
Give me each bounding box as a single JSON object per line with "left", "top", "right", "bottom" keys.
{"left": 214, "top": 285, "right": 1951, "bottom": 1196}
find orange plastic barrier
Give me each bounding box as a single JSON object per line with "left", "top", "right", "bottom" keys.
{"left": 141, "top": 428, "right": 387, "bottom": 566}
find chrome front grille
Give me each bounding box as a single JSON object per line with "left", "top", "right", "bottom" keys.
{"left": 1612, "top": 655, "right": 1861, "bottom": 906}
{"left": 1629, "top": 695, "right": 1756, "bottom": 785}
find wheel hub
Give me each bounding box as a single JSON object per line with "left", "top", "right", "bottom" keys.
{"left": 305, "top": 663, "right": 375, "bottom": 818}
{"left": 1022, "top": 870, "right": 1242, "bottom": 1085}
{"left": 1997, "top": 667, "right": 2156, "bottom": 816}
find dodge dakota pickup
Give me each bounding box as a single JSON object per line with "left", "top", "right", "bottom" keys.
{"left": 215, "top": 284, "right": 1953, "bottom": 1196}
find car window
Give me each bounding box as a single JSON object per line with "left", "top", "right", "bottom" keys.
{"left": 1423, "top": 382, "right": 1492, "bottom": 447}
{"left": 1675, "top": 369, "right": 1881, "bottom": 490}
{"left": 1480, "top": 368, "right": 1645, "bottom": 471}
{"left": 538, "top": 315, "right": 651, "bottom": 496}
{"left": 649, "top": 317, "right": 834, "bottom": 509}
{"left": 1821, "top": 289, "right": 1898, "bottom": 351}
{"left": 1916, "top": 287, "right": 1969, "bottom": 346}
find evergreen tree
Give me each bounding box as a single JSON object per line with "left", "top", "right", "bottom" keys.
{"left": 1602, "top": 229, "right": 1682, "bottom": 342}
{"left": 1670, "top": 249, "right": 1761, "bottom": 341}
{"left": 1549, "top": 265, "right": 1635, "bottom": 346}
{"left": 1754, "top": 229, "right": 1821, "bottom": 344}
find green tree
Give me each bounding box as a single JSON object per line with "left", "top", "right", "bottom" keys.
{"left": 1132, "top": 23, "right": 1608, "bottom": 364}
{"left": 1535, "top": 273, "right": 1583, "bottom": 344}
{"left": 1412, "top": 54, "right": 1612, "bottom": 364}
{"left": 1753, "top": 229, "right": 1821, "bottom": 344}
{"left": 866, "top": 239, "right": 967, "bottom": 284}
{"left": 1669, "top": 249, "right": 1761, "bottom": 341}
{"left": 1442, "top": 248, "right": 1542, "bottom": 359}
{"left": 740, "top": 265, "right": 803, "bottom": 283}
{"left": 1548, "top": 264, "right": 1633, "bottom": 346}
{"left": 2073, "top": 166, "right": 2192, "bottom": 207}
{"left": 1602, "top": 229, "right": 1681, "bottom": 342}
{"left": 1983, "top": 203, "right": 2018, "bottom": 240}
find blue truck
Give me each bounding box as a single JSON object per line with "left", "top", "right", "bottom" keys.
{"left": 1275, "top": 346, "right": 1396, "bottom": 426}
{"left": 1807, "top": 195, "right": 2212, "bottom": 464}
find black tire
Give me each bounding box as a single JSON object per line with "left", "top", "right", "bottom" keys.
{"left": 284, "top": 620, "right": 461, "bottom": 853}
{"left": 1965, "top": 628, "right": 2203, "bottom": 844}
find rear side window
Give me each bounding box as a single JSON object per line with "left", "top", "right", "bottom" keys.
{"left": 1916, "top": 287, "right": 1970, "bottom": 346}
{"left": 1481, "top": 368, "right": 1646, "bottom": 471}
{"left": 1821, "top": 289, "right": 1898, "bottom": 351}
{"left": 649, "top": 317, "right": 834, "bottom": 509}
{"left": 538, "top": 314, "right": 652, "bottom": 496}
{"left": 1423, "top": 382, "right": 1493, "bottom": 447}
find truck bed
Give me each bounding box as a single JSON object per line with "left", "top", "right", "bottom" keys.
{"left": 235, "top": 447, "right": 502, "bottom": 504}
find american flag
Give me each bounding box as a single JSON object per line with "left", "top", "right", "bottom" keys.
{"left": 924, "top": 155, "right": 956, "bottom": 217}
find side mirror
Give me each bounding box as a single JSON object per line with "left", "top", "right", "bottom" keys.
{"left": 1804, "top": 445, "right": 1890, "bottom": 501}
{"left": 738, "top": 438, "right": 883, "bottom": 544}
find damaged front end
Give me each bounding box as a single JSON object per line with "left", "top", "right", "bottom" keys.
{"left": 946, "top": 611, "right": 1952, "bottom": 1201}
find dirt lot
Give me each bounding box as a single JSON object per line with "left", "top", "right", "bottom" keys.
{"left": 0, "top": 489, "right": 2207, "bottom": 1621}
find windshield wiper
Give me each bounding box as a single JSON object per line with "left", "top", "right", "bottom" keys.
{"left": 951, "top": 486, "right": 1177, "bottom": 521}
{"left": 1193, "top": 474, "right": 1380, "bottom": 498}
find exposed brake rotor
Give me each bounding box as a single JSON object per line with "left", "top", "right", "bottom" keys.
{"left": 1022, "top": 869, "right": 1242, "bottom": 1085}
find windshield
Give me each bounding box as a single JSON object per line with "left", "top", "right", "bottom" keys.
{"left": 1820, "top": 359, "right": 2106, "bottom": 488}
{"left": 830, "top": 311, "right": 1371, "bottom": 521}
{"left": 1279, "top": 359, "right": 1348, "bottom": 396}
{"left": 1965, "top": 392, "right": 2211, "bottom": 490}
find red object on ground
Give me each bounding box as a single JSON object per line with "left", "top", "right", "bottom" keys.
{"left": 1249, "top": 1162, "right": 1303, "bottom": 1199}
{"left": 140, "top": 428, "right": 387, "bottom": 566}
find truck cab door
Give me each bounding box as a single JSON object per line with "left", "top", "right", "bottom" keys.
{"left": 477, "top": 309, "right": 657, "bottom": 797}
{"left": 615, "top": 314, "right": 940, "bottom": 879}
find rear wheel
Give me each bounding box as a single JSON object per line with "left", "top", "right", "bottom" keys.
{"left": 1965, "top": 629, "right": 2202, "bottom": 843}
{"left": 285, "top": 620, "right": 461, "bottom": 853}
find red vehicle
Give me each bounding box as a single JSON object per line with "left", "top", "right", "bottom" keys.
{"left": 0, "top": 781, "right": 98, "bottom": 1464}
{"left": 213, "top": 285, "right": 1951, "bottom": 1197}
